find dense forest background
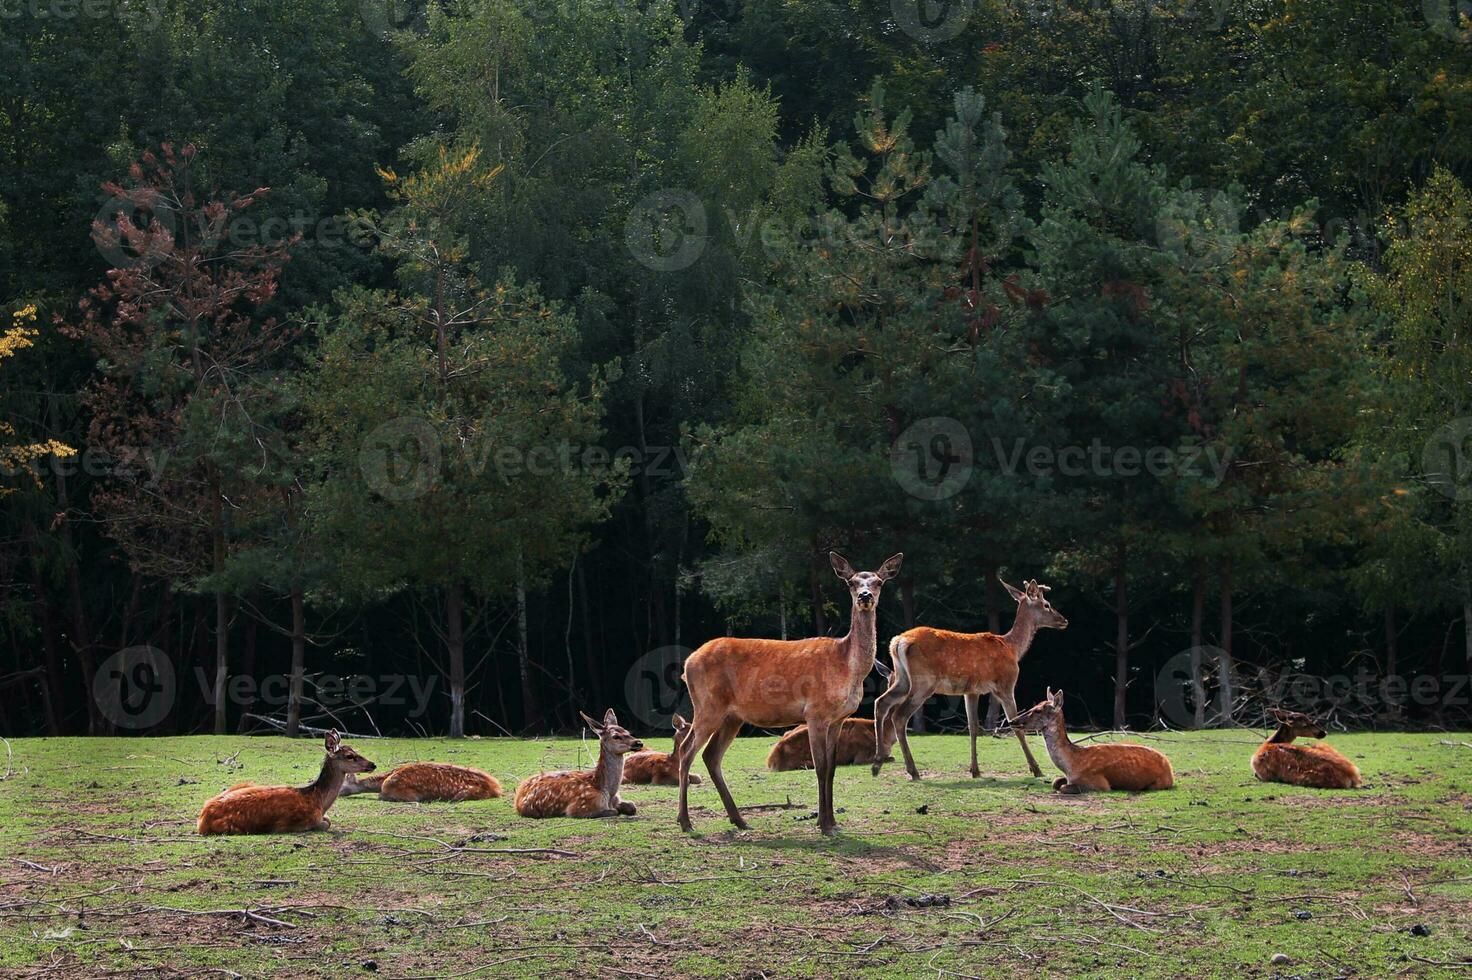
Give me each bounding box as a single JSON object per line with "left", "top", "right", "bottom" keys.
{"left": 3, "top": 0, "right": 1472, "bottom": 738}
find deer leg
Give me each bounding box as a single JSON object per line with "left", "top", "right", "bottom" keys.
{"left": 808, "top": 719, "right": 841, "bottom": 836}
{"left": 892, "top": 691, "right": 929, "bottom": 780}
{"left": 871, "top": 675, "right": 905, "bottom": 777}
{"left": 997, "top": 688, "right": 1044, "bottom": 778}
{"left": 703, "top": 718, "right": 748, "bottom": 830}
{"left": 678, "top": 716, "right": 720, "bottom": 832}
{"left": 964, "top": 693, "right": 983, "bottom": 778}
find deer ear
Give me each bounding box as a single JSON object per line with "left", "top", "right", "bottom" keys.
{"left": 602, "top": 707, "right": 618, "bottom": 728}
{"left": 672, "top": 713, "right": 689, "bottom": 730}
{"left": 579, "top": 710, "right": 603, "bottom": 733}
{"left": 877, "top": 553, "right": 904, "bottom": 581}
{"left": 829, "top": 551, "right": 856, "bottom": 580}
{"left": 324, "top": 729, "right": 341, "bottom": 752}
{"left": 1001, "top": 579, "right": 1026, "bottom": 603}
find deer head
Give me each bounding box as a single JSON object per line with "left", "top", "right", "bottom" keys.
{"left": 1008, "top": 688, "right": 1065, "bottom": 733}
{"left": 1270, "top": 708, "right": 1326, "bottom": 739}
{"left": 1001, "top": 578, "right": 1068, "bottom": 630}
{"left": 830, "top": 551, "right": 904, "bottom": 612}
{"left": 581, "top": 709, "right": 645, "bottom": 754}
{"left": 672, "top": 713, "right": 692, "bottom": 742}
{"left": 324, "top": 729, "right": 376, "bottom": 775}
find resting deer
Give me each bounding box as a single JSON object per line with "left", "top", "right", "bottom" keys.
{"left": 874, "top": 578, "right": 1066, "bottom": 781}
{"left": 339, "top": 763, "right": 502, "bottom": 802}
{"left": 514, "top": 709, "right": 644, "bottom": 818}
{"left": 197, "top": 730, "right": 375, "bottom": 835}
{"left": 678, "top": 551, "right": 903, "bottom": 836}
{"left": 1252, "top": 709, "right": 1362, "bottom": 789}
{"left": 1009, "top": 689, "right": 1174, "bottom": 793}
{"left": 623, "top": 713, "right": 702, "bottom": 786}
{"left": 766, "top": 717, "right": 892, "bottom": 771}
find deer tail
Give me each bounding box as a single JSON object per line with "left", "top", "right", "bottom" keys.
{"left": 887, "top": 635, "right": 913, "bottom": 700}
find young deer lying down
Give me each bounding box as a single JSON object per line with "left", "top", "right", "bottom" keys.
{"left": 197, "top": 730, "right": 375, "bottom": 835}
{"left": 1252, "top": 709, "right": 1362, "bottom": 789}
{"left": 339, "top": 763, "right": 502, "bottom": 802}
{"left": 515, "top": 709, "right": 644, "bottom": 818}
{"left": 766, "top": 717, "right": 893, "bottom": 771}
{"left": 623, "top": 714, "right": 702, "bottom": 786}
{"left": 1010, "top": 690, "right": 1174, "bottom": 793}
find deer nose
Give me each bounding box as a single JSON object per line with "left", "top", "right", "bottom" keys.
{"left": 631, "top": 740, "right": 645, "bottom": 751}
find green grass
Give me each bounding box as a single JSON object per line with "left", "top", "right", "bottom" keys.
{"left": 1, "top": 731, "right": 1470, "bottom": 978}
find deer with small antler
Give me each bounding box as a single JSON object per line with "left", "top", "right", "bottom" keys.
{"left": 1252, "top": 709, "right": 1362, "bottom": 789}
{"left": 678, "top": 551, "right": 903, "bottom": 836}
{"left": 197, "top": 730, "right": 375, "bottom": 835}
{"left": 873, "top": 578, "right": 1066, "bottom": 781}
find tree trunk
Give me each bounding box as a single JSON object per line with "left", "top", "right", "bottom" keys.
{"left": 902, "top": 577, "right": 925, "bottom": 732}
{"left": 23, "top": 522, "right": 66, "bottom": 735}
{"left": 1217, "top": 557, "right": 1235, "bottom": 726}
{"left": 515, "top": 550, "right": 542, "bottom": 731}
{"left": 1463, "top": 596, "right": 1472, "bottom": 679}
{"left": 446, "top": 582, "right": 466, "bottom": 739}
{"left": 578, "top": 561, "right": 600, "bottom": 708}
{"left": 236, "top": 594, "right": 260, "bottom": 733}
{"left": 809, "top": 560, "right": 826, "bottom": 635}
{"left": 56, "top": 466, "right": 99, "bottom": 734}
{"left": 286, "top": 586, "right": 306, "bottom": 737}
{"left": 212, "top": 591, "right": 229, "bottom": 735}
{"left": 1384, "top": 605, "right": 1401, "bottom": 721}
{"left": 1113, "top": 544, "right": 1129, "bottom": 730}
{"left": 1190, "top": 564, "right": 1207, "bottom": 729}
{"left": 778, "top": 582, "right": 788, "bottom": 641}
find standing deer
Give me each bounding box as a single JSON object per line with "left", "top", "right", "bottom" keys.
{"left": 1009, "top": 689, "right": 1174, "bottom": 793}
{"left": 765, "top": 717, "right": 892, "bottom": 771}
{"left": 873, "top": 578, "right": 1066, "bottom": 781}
{"left": 339, "top": 762, "right": 502, "bottom": 802}
{"left": 1252, "top": 709, "right": 1363, "bottom": 789}
{"left": 677, "top": 551, "right": 903, "bottom": 836}
{"left": 514, "top": 709, "right": 644, "bottom": 818}
{"left": 623, "top": 713, "right": 702, "bottom": 786}
{"left": 197, "top": 730, "right": 375, "bottom": 835}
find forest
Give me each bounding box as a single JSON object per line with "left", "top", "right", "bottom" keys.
{"left": 3, "top": 0, "right": 1472, "bottom": 739}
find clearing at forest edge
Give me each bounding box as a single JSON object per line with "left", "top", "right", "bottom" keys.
{"left": 1, "top": 732, "right": 1470, "bottom": 978}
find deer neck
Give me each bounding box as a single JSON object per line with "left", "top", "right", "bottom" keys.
{"left": 839, "top": 600, "right": 879, "bottom": 673}
{"left": 1266, "top": 725, "right": 1297, "bottom": 745}
{"left": 1038, "top": 715, "right": 1079, "bottom": 776}
{"left": 592, "top": 743, "right": 625, "bottom": 800}
{"left": 307, "top": 757, "right": 347, "bottom": 813}
{"left": 1001, "top": 605, "right": 1039, "bottom": 658}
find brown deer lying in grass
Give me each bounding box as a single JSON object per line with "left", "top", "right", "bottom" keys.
{"left": 197, "top": 730, "right": 375, "bottom": 835}
{"left": 339, "top": 763, "right": 502, "bottom": 802}
{"left": 1010, "top": 690, "right": 1174, "bottom": 793}
{"left": 515, "top": 709, "right": 644, "bottom": 818}
{"left": 766, "top": 718, "right": 892, "bottom": 771}
{"left": 678, "top": 552, "right": 903, "bottom": 835}
{"left": 1252, "top": 709, "right": 1363, "bottom": 789}
{"left": 623, "top": 714, "right": 701, "bottom": 786}
{"left": 874, "top": 579, "right": 1066, "bottom": 781}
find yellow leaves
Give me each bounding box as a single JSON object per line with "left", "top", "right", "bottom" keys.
{"left": 2, "top": 304, "right": 75, "bottom": 494}
{"left": 1, "top": 305, "right": 40, "bottom": 361}
{"left": 376, "top": 165, "right": 400, "bottom": 185}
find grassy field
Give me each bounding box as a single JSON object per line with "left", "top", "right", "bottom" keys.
{"left": 1, "top": 731, "right": 1470, "bottom": 978}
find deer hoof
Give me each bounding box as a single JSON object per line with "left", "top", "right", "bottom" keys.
{"left": 870, "top": 762, "right": 882, "bottom": 777}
